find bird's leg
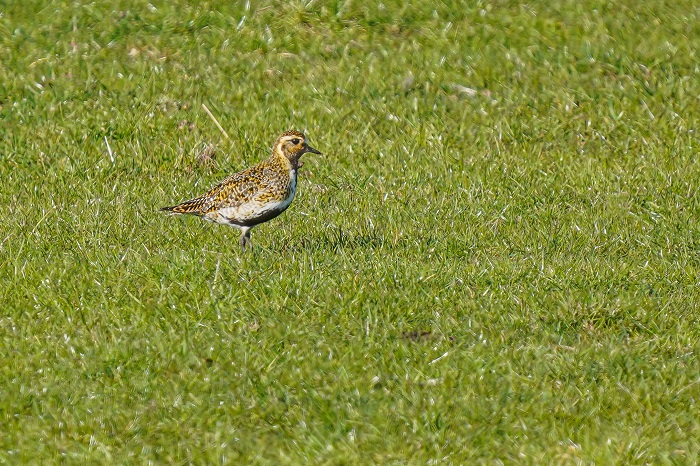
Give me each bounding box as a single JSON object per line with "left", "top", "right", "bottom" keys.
{"left": 239, "top": 227, "right": 252, "bottom": 252}
{"left": 238, "top": 234, "right": 249, "bottom": 252}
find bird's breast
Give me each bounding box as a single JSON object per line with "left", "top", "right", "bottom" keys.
{"left": 270, "top": 168, "right": 296, "bottom": 212}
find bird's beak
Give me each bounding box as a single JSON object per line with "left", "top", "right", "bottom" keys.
{"left": 305, "top": 144, "right": 322, "bottom": 155}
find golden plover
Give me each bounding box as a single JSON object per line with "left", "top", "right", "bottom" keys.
{"left": 161, "top": 130, "right": 321, "bottom": 251}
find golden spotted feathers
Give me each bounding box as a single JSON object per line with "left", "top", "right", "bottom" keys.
{"left": 161, "top": 130, "right": 321, "bottom": 251}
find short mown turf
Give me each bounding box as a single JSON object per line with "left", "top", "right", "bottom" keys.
{"left": 2, "top": 0, "right": 700, "bottom": 463}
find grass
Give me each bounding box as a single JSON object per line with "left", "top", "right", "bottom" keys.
{"left": 2, "top": 0, "right": 700, "bottom": 463}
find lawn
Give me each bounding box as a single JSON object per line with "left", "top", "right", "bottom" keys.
{"left": 2, "top": 0, "right": 700, "bottom": 463}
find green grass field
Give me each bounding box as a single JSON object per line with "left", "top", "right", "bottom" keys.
{"left": 2, "top": 0, "right": 700, "bottom": 463}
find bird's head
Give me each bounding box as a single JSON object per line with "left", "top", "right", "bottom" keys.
{"left": 274, "top": 130, "right": 321, "bottom": 164}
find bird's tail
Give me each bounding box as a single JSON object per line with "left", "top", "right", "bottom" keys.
{"left": 160, "top": 196, "right": 208, "bottom": 215}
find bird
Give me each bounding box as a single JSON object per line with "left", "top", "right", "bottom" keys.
{"left": 161, "top": 130, "right": 321, "bottom": 251}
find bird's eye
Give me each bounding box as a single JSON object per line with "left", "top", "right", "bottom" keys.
{"left": 291, "top": 138, "right": 301, "bottom": 145}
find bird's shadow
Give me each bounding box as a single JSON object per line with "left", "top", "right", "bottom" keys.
{"left": 269, "top": 227, "right": 388, "bottom": 254}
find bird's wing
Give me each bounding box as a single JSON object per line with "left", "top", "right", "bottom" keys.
{"left": 202, "top": 166, "right": 267, "bottom": 212}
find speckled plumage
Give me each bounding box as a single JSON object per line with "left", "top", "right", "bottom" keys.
{"left": 161, "top": 130, "right": 321, "bottom": 251}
